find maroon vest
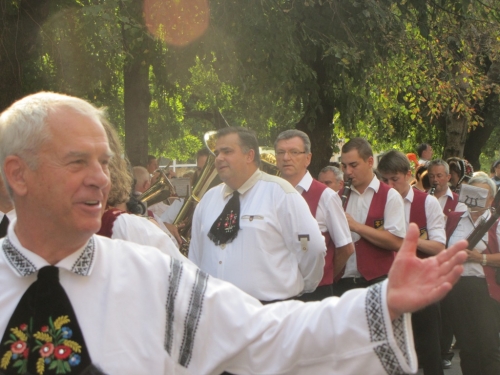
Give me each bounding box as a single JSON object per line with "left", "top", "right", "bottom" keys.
{"left": 446, "top": 212, "right": 500, "bottom": 302}
{"left": 485, "top": 220, "right": 500, "bottom": 302}
{"left": 443, "top": 192, "right": 459, "bottom": 216}
{"left": 97, "top": 208, "right": 125, "bottom": 238}
{"left": 302, "top": 179, "right": 336, "bottom": 286}
{"left": 409, "top": 188, "right": 430, "bottom": 258}
{"left": 353, "top": 182, "right": 395, "bottom": 280}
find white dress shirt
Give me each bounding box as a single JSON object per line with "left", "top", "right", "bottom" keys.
{"left": 295, "top": 171, "right": 352, "bottom": 248}
{"left": 448, "top": 210, "right": 499, "bottom": 277}
{"left": 189, "top": 169, "right": 326, "bottom": 301}
{"left": 0, "top": 221, "right": 417, "bottom": 375}
{"left": 403, "top": 188, "right": 446, "bottom": 245}
{"left": 437, "top": 187, "right": 468, "bottom": 213}
{"left": 110, "top": 213, "right": 189, "bottom": 264}
{"left": 344, "top": 176, "right": 406, "bottom": 278}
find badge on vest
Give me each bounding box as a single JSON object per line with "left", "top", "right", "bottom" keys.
{"left": 298, "top": 234, "right": 310, "bottom": 251}
{"left": 419, "top": 227, "right": 429, "bottom": 240}
{"left": 374, "top": 218, "right": 385, "bottom": 230}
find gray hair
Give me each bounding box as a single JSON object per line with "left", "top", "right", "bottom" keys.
{"left": 469, "top": 173, "right": 497, "bottom": 197}
{"left": 0, "top": 92, "right": 106, "bottom": 195}
{"left": 274, "top": 129, "right": 311, "bottom": 154}
{"left": 319, "top": 166, "right": 343, "bottom": 181}
{"left": 427, "top": 159, "right": 450, "bottom": 175}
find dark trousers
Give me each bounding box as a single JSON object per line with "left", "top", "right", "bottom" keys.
{"left": 441, "top": 276, "right": 500, "bottom": 375}
{"left": 331, "top": 276, "right": 387, "bottom": 297}
{"left": 412, "top": 303, "right": 443, "bottom": 375}
{"left": 295, "top": 284, "right": 333, "bottom": 302}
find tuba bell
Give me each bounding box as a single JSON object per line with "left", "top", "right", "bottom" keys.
{"left": 138, "top": 168, "right": 177, "bottom": 208}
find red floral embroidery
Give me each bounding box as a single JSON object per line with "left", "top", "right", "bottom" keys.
{"left": 39, "top": 342, "right": 54, "bottom": 357}
{"left": 54, "top": 345, "right": 72, "bottom": 360}
{"left": 10, "top": 340, "right": 27, "bottom": 354}
{"left": 19, "top": 324, "right": 27, "bottom": 331}
{"left": 41, "top": 326, "right": 49, "bottom": 332}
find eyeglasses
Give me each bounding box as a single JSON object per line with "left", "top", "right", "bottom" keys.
{"left": 276, "top": 150, "right": 307, "bottom": 158}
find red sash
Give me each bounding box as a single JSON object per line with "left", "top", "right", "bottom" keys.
{"left": 97, "top": 208, "right": 125, "bottom": 238}
{"left": 409, "top": 189, "right": 430, "bottom": 258}
{"left": 302, "top": 179, "right": 336, "bottom": 286}
{"left": 485, "top": 220, "right": 500, "bottom": 302}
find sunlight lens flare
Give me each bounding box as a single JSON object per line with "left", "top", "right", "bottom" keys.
{"left": 144, "top": 0, "right": 210, "bottom": 46}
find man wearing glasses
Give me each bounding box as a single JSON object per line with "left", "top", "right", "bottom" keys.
{"left": 188, "top": 127, "right": 326, "bottom": 303}
{"left": 275, "top": 129, "right": 354, "bottom": 301}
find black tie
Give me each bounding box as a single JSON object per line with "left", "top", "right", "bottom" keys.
{"left": 0, "top": 266, "right": 93, "bottom": 374}
{"left": 0, "top": 215, "right": 9, "bottom": 238}
{"left": 208, "top": 191, "right": 241, "bottom": 245}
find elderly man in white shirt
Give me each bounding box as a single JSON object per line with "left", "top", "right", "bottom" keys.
{"left": 427, "top": 159, "right": 468, "bottom": 215}
{"left": 189, "top": 127, "right": 326, "bottom": 302}
{"left": 0, "top": 92, "right": 467, "bottom": 375}
{"left": 275, "top": 129, "right": 354, "bottom": 301}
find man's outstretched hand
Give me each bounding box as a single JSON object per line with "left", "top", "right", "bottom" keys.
{"left": 387, "top": 223, "right": 467, "bottom": 321}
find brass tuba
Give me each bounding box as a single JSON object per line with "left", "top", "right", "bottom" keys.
{"left": 173, "top": 131, "right": 280, "bottom": 256}
{"left": 138, "top": 168, "right": 177, "bottom": 208}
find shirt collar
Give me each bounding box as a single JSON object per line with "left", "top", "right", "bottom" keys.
{"left": 223, "top": 169, "right": 262, "bottom": 198}
{"left": 445, "top": 187, "right": 454, "bottom": 199}
{"left": 2, "top": 217, "right": 96, "bottom": 277}
{"left": 352, "top": 174, "right": 380, "bottom": 195}
{"left": 404, "top": 186, "right": 415, "bottom": 203}
{"left": 295, "top": 171, "right": 313, "bottom": 194}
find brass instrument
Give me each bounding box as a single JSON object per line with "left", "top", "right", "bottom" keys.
{"left": 341, "top": 178, "right": 352, "bottom": 210}
{"left": 173, "top": 131, "right": 280, "bottom": 256}
{"left": 138, "top": 168, "right": 177, "bottom": 208}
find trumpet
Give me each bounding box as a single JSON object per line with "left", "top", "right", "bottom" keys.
{"left": 341, "top": 179, "right": 352, "bottom": 210}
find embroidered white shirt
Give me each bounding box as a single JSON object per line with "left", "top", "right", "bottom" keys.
{"left": 0, "top": 222, "right": 417, "bottom": 375}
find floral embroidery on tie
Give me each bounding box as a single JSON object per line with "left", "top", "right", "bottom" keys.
{"left": 1, "top": 315, "right": 83, "bottom": 374}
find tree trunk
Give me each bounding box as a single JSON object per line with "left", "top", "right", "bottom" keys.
{"left": 121, "top": 0, "right": 152, "bottom": 167}
{"left": 464, "top": 93, "right": 500, "bottom": 171}
{"left": 443, "top": 110, "right": 468, "bottom": 160}
{"left": 0, "top": 0, "right": 51, "bottom": 111}
{"left": 296, "top": 55, "right": 334, "bottom": 178}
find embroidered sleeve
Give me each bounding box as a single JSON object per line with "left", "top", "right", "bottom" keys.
{"left": 366, "top": 282, "right": 415, "bottom": 375}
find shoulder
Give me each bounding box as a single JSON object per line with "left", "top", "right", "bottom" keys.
{"left": 94, "top": 235, "right": 170, "bottom": 265}
{"left": 259, "top": 173, "right": 297, "bottom": 194}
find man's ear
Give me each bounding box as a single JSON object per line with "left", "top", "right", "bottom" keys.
{"left": 3, "top": 155, "right": 28, "bottom": 196}
{"left": 246, "top": 149, "right": 255, "bottom": 164}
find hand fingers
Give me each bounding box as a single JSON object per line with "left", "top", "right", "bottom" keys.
{"left": 396, "top": 223, "right": 419, "bottom": 258}
{"left": 435, "top": 239, "right": 468, "bottom": 265}
{"left": 425, "top": 264, "right": 464, "bottom": 304}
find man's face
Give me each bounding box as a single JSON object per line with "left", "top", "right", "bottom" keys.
{"left": 23, "top": 108, "right": 111, "bottom": 241}
{"left": 427, "top": 165, "right": 450, "bottom": 194}
{"left": 147, "top": 158, "right": 158, "bottom": 174}
{"left": 197, "top": 155, "right": 208, "bottom": 173}
{"left": 379, "top": 171, "right": 411, "bottom": 197}
{"left": 341, "top": 149, "right": 374, "bottom": 190}
{"left": 214, "top": 133, "right": 255, "bottom": 190}
{"left": 318, "top": 170, "right": 343, "bottom": 192}
{"left": 275, "top": 137, "right": 311, "bottom": 183}
{"left": 422, "top": 145, "right": 433, "bottom": 160}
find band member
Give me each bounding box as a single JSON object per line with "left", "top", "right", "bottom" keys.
{"left": 318, "top": 165, "right": 344, "bottom": 192}
{"left": 188, "top": 127, "right": 326, "bottom": 302}
{"left": 442, "top": 174, "right": 500, "bottom": 375}
{"left": 427, "top": 159, "right": 467, "bottom": 215}
{"left": 334, "top": 138, "right": 406, "bottom": 296}
{"left": 0, "top": 92, "right": 468, "bottom": 374}
{"left": 378, "top": 150, "right": 446, "bottom": 375}
{"left": 275, "top": 130, "right": 354, "bottom": 301}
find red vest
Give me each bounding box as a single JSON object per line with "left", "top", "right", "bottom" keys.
{"left": 485, "top": 220, "right": 500, "bottom": 302}
{"left": 446, "top": 212, "right": 500, "bottom": 302}
{"left": 353, "top": 182, "right": 395, "bottom": 280}
{"left": 409, "top": 189, "right": 430, "bottom": 259}
{"left": 443, "top": 192, "right": 459, "bottom": 216}
{"left": 302, "top": 179, "right": 336, "bottom": 286}
{"left": 97, "top": 208, "right": 125, "bottom": 238}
